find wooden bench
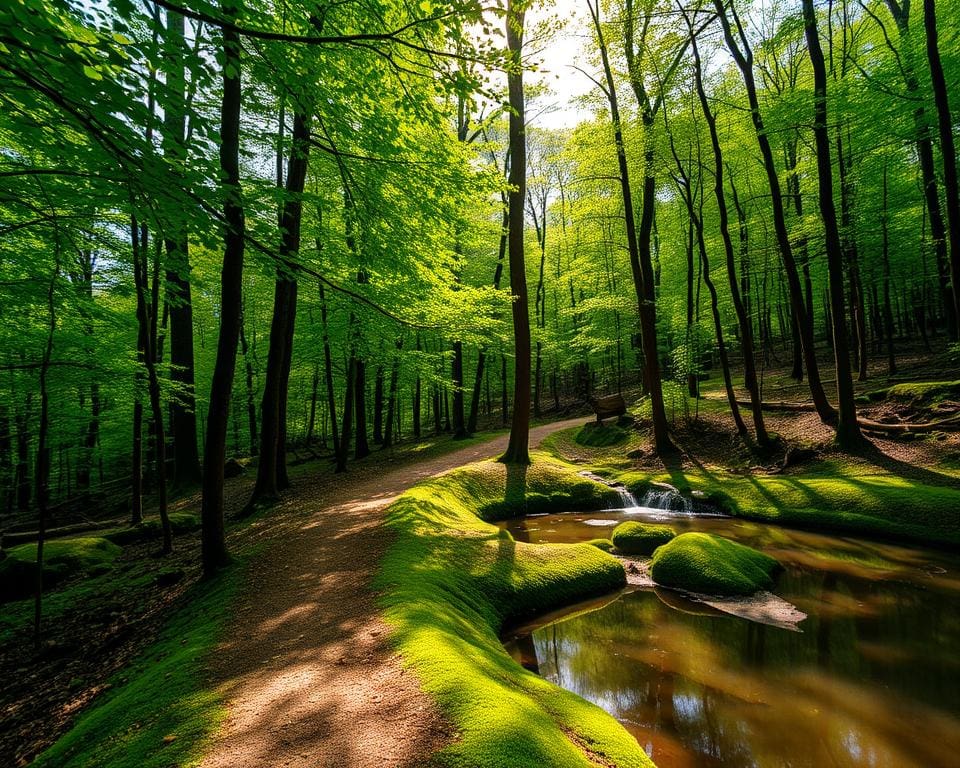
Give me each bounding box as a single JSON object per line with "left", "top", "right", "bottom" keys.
{"left": 591, "top": 393, "right": 627, "bottom": 423}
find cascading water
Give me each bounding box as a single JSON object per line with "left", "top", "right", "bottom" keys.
{"left": 578, "top": 471, "right": 722, "bottom": 518}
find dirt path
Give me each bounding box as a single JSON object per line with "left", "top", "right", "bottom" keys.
{"left": 199, "top": 418, "right": 586, "bottom": 768}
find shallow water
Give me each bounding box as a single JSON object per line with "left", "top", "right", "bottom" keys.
{"left": 499, "top": 510, "right": 960, "bottom": 767}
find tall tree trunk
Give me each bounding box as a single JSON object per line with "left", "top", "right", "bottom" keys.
{"left": 33, "top": 250, "right": 58, "bottom": 649}
{"left": 163, "top": 7, "right": 201, "bottom": 488}
{"left": 319, "top": 283, "right": 341, "bottom": 459}
{"left": 248, "top": 110, "right": 310, "bottom": 507}
{"left": 881, "top": 164, "right": 897, "bottom": 374}
{"left": 590, "top": 0, "right": 673, "bottom": 453}
{"left": 924, "top": 0, "right": 960, "bottom": 335}
{"left": 412, "top": 333, "right": 422, "bottom": 438}
{"left": 686, "top": 24, "right": 769, "bottom": 444}
{"left": 336, "top": 354, "right": 355, "bottom": 473}
{"left": 383, "top": 339, "right": 403, "bottom": 447}
{"left": 803, "top": 0, "right": 865, "bottom": 449}
{"left": 132, "top": 215, "right": 172, "bottom": 553}
{"left": 500, "top": 0, "right": 531, "bottom": 465}
{"left": 201, "top": 2, "right": 244, "bottom": 576}
{"left": 238, "top": 306, "right": 258, "bottom": 455}
{"left": 451, "top": 340, "right": 468, "bottom": 438}
{"left": 373, "top": 365, "right": 385, "bottom": 444}
{"left": 715, "top": 0, "right": 837, "bottom": 424}
{"left": 354, "top": 357, "right": 370, "bottom": 459}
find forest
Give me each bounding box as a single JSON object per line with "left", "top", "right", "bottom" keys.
{"left": 1, "top": 0, "right": 959, "bottom": 766}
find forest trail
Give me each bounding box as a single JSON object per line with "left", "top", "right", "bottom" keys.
{"left": 199, "top": 417, "right": 586, "bottom": 768}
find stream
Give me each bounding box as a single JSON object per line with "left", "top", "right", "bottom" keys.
{"left": 498, "top": 489, "right": 960, "bottom": 767}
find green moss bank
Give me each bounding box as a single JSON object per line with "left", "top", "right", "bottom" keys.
{"left": 0, "top": 537, "right": 121, "bottom": 602}
{"left": 611, "top": 522, "right": 675, "bottom": 555}
{"left": 376, "top": 453, "right": 653, "bottom": 768}
{"left": 650, "top": 533, "right": 781, "bottom": 596}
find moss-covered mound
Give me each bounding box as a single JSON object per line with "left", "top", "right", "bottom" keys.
{"left": 650, "top": 533, "right": 780, "bottom": 596}
{"left": 103, "top": 512, "right": 201, "bottom": 545}
{"left": 377, "top": 453, "right": 652, "bottom": 767}
{"left": 610, "top": 522, "right": 675, "bottom": 555}
{"left": 586, "top": 538, "right": 615, "bottom": 552}
{"left": 0, "top": 537, "right": 121, "bottom": 602}
{"left": 575, "top": 422, "right": 630, "bottom": 448}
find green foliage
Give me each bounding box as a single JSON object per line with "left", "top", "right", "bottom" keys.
{"left": 650, "top": 533, "right": 781, "bottom": 596}
{"left": 33, "top": 568, "right": 241, "bottom": 768}
{"left": 610, "top": 521, "right": 675, "bottom": 555}
{"left": 0, "top": 537, "right": 120, "bottom": 602}
{"left": 376, "top": 456, "right": 653, "bottom": 767}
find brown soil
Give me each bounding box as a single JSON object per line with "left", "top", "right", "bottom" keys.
{"left": 197, "top": 417, "right": 585, "bottom": 768}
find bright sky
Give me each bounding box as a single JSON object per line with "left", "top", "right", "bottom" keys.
{"left": 525, "top": 0, "right": 597, "bottom": 129}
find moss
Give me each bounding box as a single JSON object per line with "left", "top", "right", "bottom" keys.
{"left": 610, "top": 522, "right": 675, "bottom": 556}
{"left": 377, "top": 454, "right": 653, "bottom": 768}
{"left": 33, "top": 568, "right": 241, "bottom": 768}
{"left": 575, "top": 423, "right": 629, "bottom": 448}
{"left": 650, "top": 533, "right": 780, "bottom": 596}
{"left": 0, "top": 537, "right": 121, "bottom": 602}
{"left": 883, "top": 380, "right": 960, "bottom": 403}
{"left": 102, "top": 512, "right": 201, "bottom": 545}
{"left": 586, "top": 538, "right": 615, "bottom": 552}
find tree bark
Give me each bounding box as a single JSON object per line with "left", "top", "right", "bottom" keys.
{"left": 500, "top": 0, "right": 531, "bottom": 465}
{"left": 923, "top": 0, "right": 960, "bottom": 336}
{"left": 201, "top": 1, "right": 244, "bottom": 576}
{"left": 802, "top": 0, "right": 866, "bottom": 449}
{"left": 248, "top": 110, "right": 310, "bottom": 508}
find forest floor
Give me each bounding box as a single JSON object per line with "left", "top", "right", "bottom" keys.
{"left": 5, "top": 348, "right": 960, "bottom": 767}
{"left": 194, "top": 416, "right": 584, "bottom": 768}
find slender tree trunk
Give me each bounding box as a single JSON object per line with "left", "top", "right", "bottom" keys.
{"left": 354, "top": 357, "right": 370, "bottom": 459}
{"left": 238, "top": 306, "right": 258, "bottom": 456}
{"left": 412, "top": 334, "right": 422, "bottom": 438}
{"left": 715, "top": 0, "right": 836, "bottom": 424}
{"left": 924, "top": 0, "right": 960, "bottom": 335}
{"left": 881, "top": 164, "right": 897, "bottom": 374}
{"left": 132, "top": 215, "right": 172, "bottom": 553}
{"left": 33, "top": 252, "right": 58, "bottom": 649}
{"left": 687, "top": 26, "right": 768, "bottom": 444}
{"left": 201, "top": 2, "right": 244, "bottom": 575}
{"left": 319, "top": 283, "right": 340, "bottom": 459}
{"left": 803, "top": 0, "right": 865, "bottom": 449}
{"left": 248, "top": 110, "right": 310, "bottom": 507}
{"left": 590, "top": 0, "right": 673, "bottom": 453}
{"left": 163, "top": 7, "right": 201, "bottom": 489}
{"left": 451, "top": 340, "right": 468, "bottom": 438}
{"left": 500, "top": 0, "right": 531, "bottom": 464}
{"left": 383, "top": 339, "right": 402, "bottom": 447}
{"left": 336, "top": 355, "right": 355, "bottom": 473}
{"left": 373, "top": 365, "right": 385, "bottom": 444}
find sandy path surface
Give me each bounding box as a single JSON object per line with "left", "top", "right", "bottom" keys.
{"left": 199, "top": 418, "right": 585, "bottom": 768}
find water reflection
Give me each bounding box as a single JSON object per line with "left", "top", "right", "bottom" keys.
{"left": 501, "top": 512, "right": 960, "bottom": 767}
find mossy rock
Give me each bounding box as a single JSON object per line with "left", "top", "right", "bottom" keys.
{"left": 0, "top": 537, "right": 122, "bottom": 602}
{"left": 574, "top": 423, "right": 629, "bottom": 447}
{"left": 586, "top": 538, "right": 615, "bottom": 552}
{"left": 650, "top": 532, "right": 780, "bottom": 596}
{"left": 610, "top": 521, "right": 675, "bottom": 555}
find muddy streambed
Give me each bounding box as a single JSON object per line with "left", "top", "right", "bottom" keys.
{"left": 499, "top": 508, "right": 960, "bottom": 767}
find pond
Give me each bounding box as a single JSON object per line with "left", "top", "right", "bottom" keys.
{"left": 499, "top": 507, "right": 960, "bottom": 768}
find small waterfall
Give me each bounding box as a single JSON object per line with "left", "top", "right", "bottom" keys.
{"left": 638, "top": 483, "right": 693, "bottom": 514}
{"left": 578, "top": 471, "right": 722, "bottom": 517}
